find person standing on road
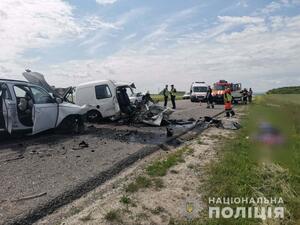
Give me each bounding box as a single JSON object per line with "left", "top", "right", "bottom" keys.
{"left": 248, "top": 88, "right": 253, "bottom": 103}
{"left": 224, "top": 88, "right": 235, "bottom": 118}
{"left": 206, "top": 86, "right": 214, "bottom": 109}
{"left": 162, "top": 85, "right": 169, "bottom": 108}
{"left": 242, "top": 88, "right": 248, "bottom": 104}
{"left": 170, "top": 84, "right": 177, "bottom": 109}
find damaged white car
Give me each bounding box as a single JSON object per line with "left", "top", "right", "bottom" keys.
{"left": 23, "top": 70, "right": 174, "bottom": 127}
{"left": 23, "top": 70, "right": 143, "bottom": 122}
{"left": 0, "top": 78, "right": 88, "bottom": 135}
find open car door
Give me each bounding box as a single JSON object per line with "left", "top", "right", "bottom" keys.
{"left": 30, "top": 86, "right": 59, "bottom": 134}
{"left": 1, "top": 84, "right": 14, "bottom": 134}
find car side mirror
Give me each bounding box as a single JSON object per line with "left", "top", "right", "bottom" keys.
{"left": 56, "top": 97, "right": 63, "bottom": 104}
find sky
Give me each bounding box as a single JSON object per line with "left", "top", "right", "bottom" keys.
{"left": 0, "top": 0, "right": 300, "bottom": 93}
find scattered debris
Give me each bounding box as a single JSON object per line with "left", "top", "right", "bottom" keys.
{"left": 79, "top": 141, "right": 89, "bottom": 148}
{"left": 72, "top": 141, "right": 89, "bottom": 150}
{"left": 1, "top": 155, "right": 24, "bottom": 163}
{"left": 12, "top": 192, "right": 47, "bottom": 202}
{"left": 221, "top": 120, "right": 242, "bottom": 130}
{"left": 166, "top": 120, "right": 196, "bottom": 137}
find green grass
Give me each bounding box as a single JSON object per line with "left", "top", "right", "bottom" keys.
{"left": 151, "top": 94, "right": 184, "bottom": 102}
{"left": 120, "top": 195, "right": 132, "bottom": 205}
{"left": 200, "top": 94, "right": 300, "bottom": 225}
{"left": 125, "top": 176, "right": 152, "bottom": 193}
{"left": 267, "top": 86, "right": 300, "bottom": 94}
{"left": 104, "top": 209, "right": 122, "bottom": 222}
{"left": 146, "top": 147, "right": 189, "bottom": 177}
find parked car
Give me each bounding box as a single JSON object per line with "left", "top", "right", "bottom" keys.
{"left": 182, "top": 91, "right": 191, "bottom": 99}
{"left": 190, "top": 82, "right": 208, "bottom": 102}
{"left": 0, "top": 79, "right": 88, "bottom": 135}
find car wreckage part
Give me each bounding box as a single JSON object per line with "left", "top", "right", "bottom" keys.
{"left": 86, "top": 110, "right": 102, "bottom": 123}
{"left": 58, "top": 115, "right": 84, "bottom": 134}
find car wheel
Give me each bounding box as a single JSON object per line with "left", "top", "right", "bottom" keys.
{"left": 87, "top": 110, "right": 101, "bottom": 123}
{"left": 58, "top": 115, "right": 84, "bottom": 134}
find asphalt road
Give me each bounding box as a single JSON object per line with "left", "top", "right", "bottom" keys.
{"left": 0, "top": 100, "right": 223, "bottom": 225}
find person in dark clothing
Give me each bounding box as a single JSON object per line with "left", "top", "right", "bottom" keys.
{"left": 241, "top": 88, "right": 248, "bottom": 104}
{"left": 248, "top": 88, "right": 253, "bottom": 103}
{"left": 206, "top": 86, "right": 214, "bottom": 109}
{"left": 170, "top": 84, "right": 177, "bottom": 109}
{"left": 162, "top": 85, "right": 169, "bottom": 108}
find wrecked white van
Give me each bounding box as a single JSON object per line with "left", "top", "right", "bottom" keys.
{"left": 0, "top": 79, "right": 88, "bottom": 135}
{"left": 22, "top": 70, "right": 142, "bottom": 122}
{"left": 74, "top": 80, "right": 141, "bottom": 122}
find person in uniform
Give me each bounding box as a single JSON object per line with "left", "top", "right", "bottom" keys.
{"left": 206, "top": 86, "right": 214, "bottom": 109}
{"left": 162, "top": 85, "right": 169, "bottom": 108}
{"left": 170, "top": 84, "right": 177, "bottom": 109}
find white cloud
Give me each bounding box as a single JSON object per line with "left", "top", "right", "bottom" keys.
{"left": 218, "top": 16, "right": 264, "bottom": 25}
{"left": 0, "top": 0, "right": 81, "bottom": 78}
{"left": 42, "top": 14, "right": 300, "bottom": 93}
{"left": 259, "top": 0, "right": 300, "bottom": 14}
{"left": 0, "top": 2, "right": 299, "bottom": 93}
{"left": 95, "top": 0, "right": 117, "bottom": 5}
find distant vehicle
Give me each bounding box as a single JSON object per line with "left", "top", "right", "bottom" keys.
{"left": 212, "top": 80, "right": 242, "bottom": 104}
{"left": 182, "top": 91, "right": 191, "bottom": 100}
{"left": 190, "top": 82, "right": 208, "bottom": 102}
{"left": 0, "top": 78, "right": 88, "bottom": 135}
{"left": 73, "top": 80, "right": 139, "bottom": 122}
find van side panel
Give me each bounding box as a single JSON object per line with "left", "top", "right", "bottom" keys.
{"left": 75, "top": 82, "right": 119, "bottom": 118}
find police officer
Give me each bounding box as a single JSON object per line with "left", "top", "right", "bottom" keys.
{"left": 206, "top": 86, "right": 214, "bottom": 109}
{"left": 248, "top": 88, "right": 253, "bottom": 103}
{"left": 162, "top": 85, "right": 169, "bottom": 108}
{"left": 242, "top": 88, "right": 248, "bottom": 104}
{"left": 170, "top": 84, "right": 177, "bottom": 109}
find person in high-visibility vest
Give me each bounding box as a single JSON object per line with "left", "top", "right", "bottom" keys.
{"left": 224, "top": 88, "right": 235, "bottom": 118}
{"left": 170, "top": 84, "right": 177, "bottom": 109}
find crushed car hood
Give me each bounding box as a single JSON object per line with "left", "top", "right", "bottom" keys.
{"left": 23, "top": 70, "right": 72, "bottom": 100}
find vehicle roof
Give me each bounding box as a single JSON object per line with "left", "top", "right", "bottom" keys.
{"left": 0, "top": 78, "right": 29, "bottom": 84}
{"left": 76, "top": 80, "right": 110, "bottom": 88}
{"left": 215, "top": 82, "right": 232, "bottom": 85}
{"left": 191, "top": 82, "right": 207, "bottom": 87}
{"left": 77, "top": 80, "right": 131, "bottom": 89}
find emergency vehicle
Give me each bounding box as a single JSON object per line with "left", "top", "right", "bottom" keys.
{"left": 212, "top": 80, "right": 242, "bottom": 104}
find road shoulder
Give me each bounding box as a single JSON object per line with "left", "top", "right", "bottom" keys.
{"left": 35, "top": 114, "right": 240, "bottom": 225}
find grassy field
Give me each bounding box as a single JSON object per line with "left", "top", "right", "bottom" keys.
{"left": 151, "top": 94, "right": 184, "bottom": 102}
{"left": 200, "top": 94, "right": 300, "bottom": 225}
{"left": 267, "top": 86, "right": 300, "bottom": 94}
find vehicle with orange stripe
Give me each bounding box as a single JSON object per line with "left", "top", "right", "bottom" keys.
{"left": 212, "top": 80, "right": 242, "bottom": 104}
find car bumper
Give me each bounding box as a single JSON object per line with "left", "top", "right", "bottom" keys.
{"left": 191, "top": 95, "right": 205, "bottom": 101}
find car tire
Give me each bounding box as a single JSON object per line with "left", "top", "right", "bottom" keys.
{"left": 58, "top": 115, "right": 84, "bottom": 134}
{"left": 87, "top": 110, "right": 101, "bottom": 123}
